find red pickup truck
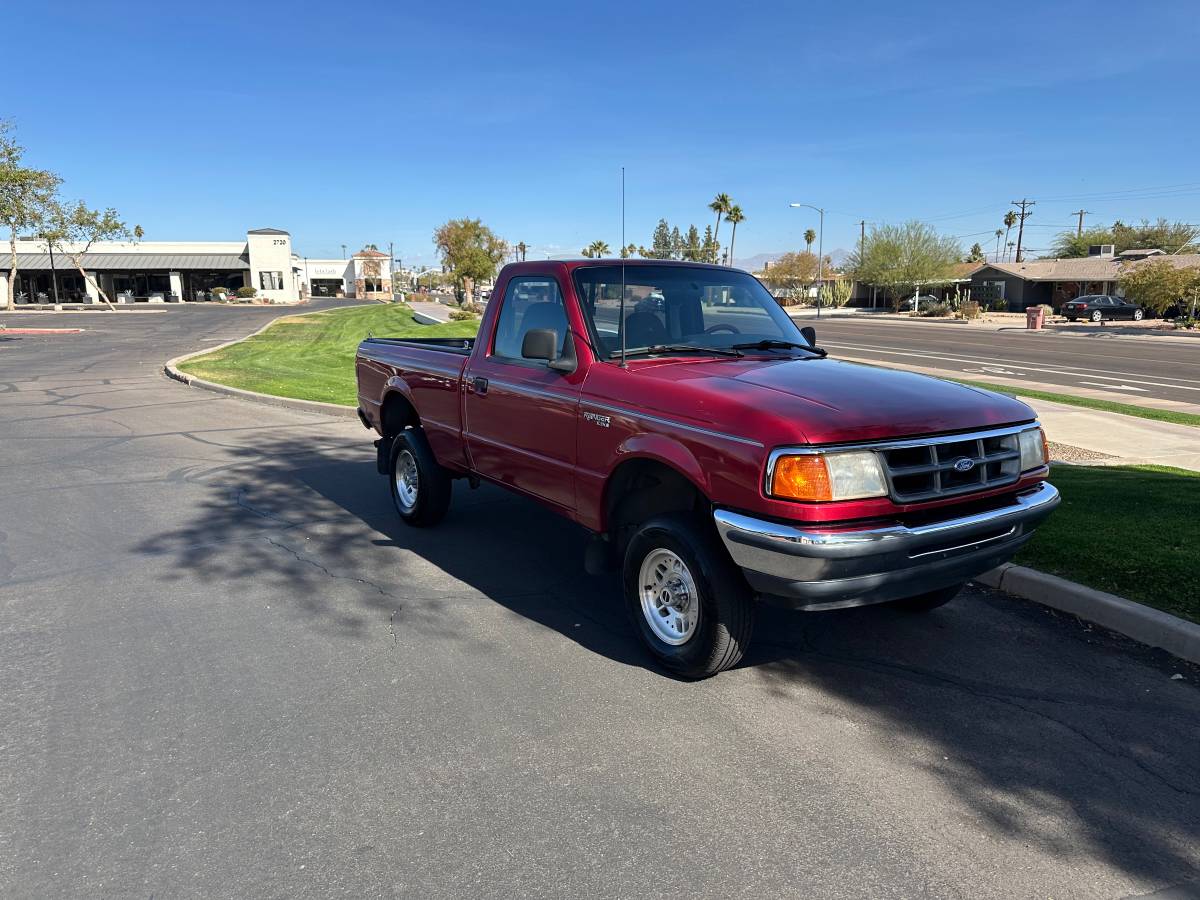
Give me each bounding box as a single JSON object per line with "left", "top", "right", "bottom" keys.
{"left": 356, "top": 260, "right": 1058, "bottom": 678}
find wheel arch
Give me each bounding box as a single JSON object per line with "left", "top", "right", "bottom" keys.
{"left": 380, "top": 381, "right": 419, "bottom": 436}
{"left": 602, "top": 449, "right": 711, "bottom": 553}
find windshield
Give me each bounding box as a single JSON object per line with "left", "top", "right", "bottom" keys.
{"left": 572, "top": 265, "right": 808, "bottom": 358}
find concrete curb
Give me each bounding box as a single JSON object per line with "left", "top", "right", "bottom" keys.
{"left": 161, "top": 305, "right": 374, "bottom": 420}
{"left": 0, "top": 327, "right": 85, "bottom": 334}
{"left": 412, "top": 309, "right": 449, "bottom": 325}
{"left": 976, "top": 564, "right": 1200, "bottom": 664}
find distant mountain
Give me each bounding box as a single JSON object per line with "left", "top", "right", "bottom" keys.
{"left": 734, "top": 248, "right": 851, "bottom": 272}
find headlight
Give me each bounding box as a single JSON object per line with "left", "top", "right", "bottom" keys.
{"left": 769, "top": 450, "right": 888, "bottom": 502}
{"left": 1018, "top": 426, "right": 1049, "bottom": 471}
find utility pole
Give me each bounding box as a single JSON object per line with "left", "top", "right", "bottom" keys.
{"left": 858, "top": 220, "right": 867, "bottom": 307}
{"left": 1010, "top": 198, "right": 1035, "bottom": 262}
{"left": 1073, "top": 209, "right": 1088, "bottom": 236}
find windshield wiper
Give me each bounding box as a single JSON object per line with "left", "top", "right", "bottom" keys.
{"left": 610, "top": 343, "right": 744, "bottom": 360}
{"left": 731, "top": 339, "right": 827, "bottom": 358}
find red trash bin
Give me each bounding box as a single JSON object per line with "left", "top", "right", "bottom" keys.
{"left": 1025, "top": 306, "right": 1045, "bottom": 330}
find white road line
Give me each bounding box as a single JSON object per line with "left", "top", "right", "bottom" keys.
{"left": 821, "top": 341, "right": 1200, "bottom": 392}
{"left": 1079, "top": 382, "right": 1147, "bottom": 392}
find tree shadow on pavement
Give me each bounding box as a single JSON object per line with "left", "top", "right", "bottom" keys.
{"left": 136, "top": 431, "right": 1200, "bottom": 889}
{"left": 744, "top": 595, "right": 1200, "bottom": 887}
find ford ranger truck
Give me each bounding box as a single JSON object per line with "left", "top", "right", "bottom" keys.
{"left": 356, "top": 260, "right": 1058, "bottom": 678}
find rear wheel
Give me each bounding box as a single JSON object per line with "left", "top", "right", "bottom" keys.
{"left": 623, "top": 514, "right": 754, "bottom": 679}
{"left": 389, "top": 428, "right": 451, "bottom": 526}
{"left": 1091, "top": 310, "right": 1103, "bottom": 322}
{"left": 1133, "top": 308, "right": 1144, "bottom": 321}
{"left": 888, "top": 583, "right": 963, "bottom": 612}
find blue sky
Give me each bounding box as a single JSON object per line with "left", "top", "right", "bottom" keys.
{"left": 9, "top": 0, "right": 1199, "bottom": 266}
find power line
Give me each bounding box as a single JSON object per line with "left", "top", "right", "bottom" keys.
{"left": 1036, "top": 181, "right": 1200, "bottom": 202}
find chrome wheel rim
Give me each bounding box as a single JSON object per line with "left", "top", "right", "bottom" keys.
{"left": 1133, "top": 310, "right": 1143, "bottom": 320}
{"left": 394, "top": 449, "right": 419, "bottom": 512}
{"left": 638, "top": 549, "right": 700, "bottom": 646}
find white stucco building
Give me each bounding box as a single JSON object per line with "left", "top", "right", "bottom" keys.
{"left": 300, "top": 248, "right": 393, "bottom": 300}
{"left": 2, "top": 228, "right": 392, "bottom": 304}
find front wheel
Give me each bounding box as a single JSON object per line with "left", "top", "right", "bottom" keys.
{"left": 1133, "top": 308, "right": 1144, "bottom": 321}
{"left": 888, "top": 583, "right": 963, "bottom": 612}
{"left": 389, "top": 428, "right": 451, "bottom": 526}
{"left": 623, "top": 514, "right": 755, "bottom": 678}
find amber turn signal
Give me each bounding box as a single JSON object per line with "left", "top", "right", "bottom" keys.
{"left": 770, "top": 455, "right": 833, "bottom": 502}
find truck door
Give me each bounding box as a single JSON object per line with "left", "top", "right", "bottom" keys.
{"left": 463, "top": 273, "right": 582, "bottom": 512}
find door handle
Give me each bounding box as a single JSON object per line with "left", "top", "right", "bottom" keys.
{"left": 472, "top": 377, "right": 489, "bottom": 395}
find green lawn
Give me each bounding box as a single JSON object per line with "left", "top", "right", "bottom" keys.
{"left": 952, "top": 379, "right": 1200, "bottom": 429}
{"left": 178, "top": 303, "right": 479, "bottom": 406}
{"left": 1018, "top": 464, "right": 1199, "bottom": 622}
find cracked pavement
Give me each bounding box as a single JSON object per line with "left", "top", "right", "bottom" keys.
{"left": 2, "top": 305, "right": 1199, "bottom": 899}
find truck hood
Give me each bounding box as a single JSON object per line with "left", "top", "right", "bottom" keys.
{"left": 627, "top": 356, "right": 1036, "bottom": 445}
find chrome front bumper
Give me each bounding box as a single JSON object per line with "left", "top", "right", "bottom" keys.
{"left": 713, "top": 482, "right": 1060, "bottom": 611}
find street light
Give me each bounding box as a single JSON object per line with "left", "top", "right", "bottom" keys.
{"left": 789, "top": 202, "right": 825, "bottom": 318}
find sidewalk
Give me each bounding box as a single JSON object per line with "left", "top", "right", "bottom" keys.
{"left": 408, "top": 300, "right": 452, "bottom": 324}
{"left": 1029, "top": 398, "right": 1200, "bottom": 472}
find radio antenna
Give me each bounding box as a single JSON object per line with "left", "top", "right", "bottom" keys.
{"left": 619, "top": 166, "right": 627, "bottom": 368}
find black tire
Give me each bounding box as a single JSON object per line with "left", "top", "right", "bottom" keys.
{"left": 1065, "top": 316, "right": 1076, "bottom": 322}
{"left": 389, "top": 428, "right": 451, "bottom": 527}
{"left": 622, "top": 513, "right": 754, "bottom": 679}
{"left": 1091, "top": 310, "right": 1103, "bottom": 322}
{"left": 888, "top": 583, "right": 963, "bottom": 612}
{"left": 1133, "top": 308, "right": 1144, "bottom": 321}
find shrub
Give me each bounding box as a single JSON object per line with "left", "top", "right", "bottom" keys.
{"left": 236, "top": 286, "right": 257, "bottom": 298}
{"left": 447, "top": 309, "right": 477, "bottom": 321}
{"left": 918, "top": 301, "right": 950, "bottom": 317}
{"left": 210, "top": 286, "right": 229, "bottom": 295}
{"left": 990, "top": 298, "right": 1008, "bottom": 312}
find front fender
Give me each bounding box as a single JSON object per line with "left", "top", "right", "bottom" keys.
{"left": 611, "top": 433, "right": 710, "bottom": 496}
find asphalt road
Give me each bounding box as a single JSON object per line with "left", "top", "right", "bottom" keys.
{"left": 804, "top": 317, "right": 1200, "bottom": 406}
{"left": 2, "top": 306, "right": 1199, "bottom": 899}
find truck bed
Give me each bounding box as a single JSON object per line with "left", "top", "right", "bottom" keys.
{"left": 360, "top": 336, "right": 475, "bottom": 355}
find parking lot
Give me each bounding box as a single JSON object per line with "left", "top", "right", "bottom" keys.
{"left": 2, "top": 307, "right": 1199, "bottom": 898}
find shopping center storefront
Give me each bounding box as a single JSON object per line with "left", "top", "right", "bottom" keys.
{"left": 3, "top": 228, "right": 301, "bottom": 304}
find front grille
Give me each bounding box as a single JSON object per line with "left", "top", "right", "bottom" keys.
{"left": 880, "top": 430, "right": 1022, "bottom": 503}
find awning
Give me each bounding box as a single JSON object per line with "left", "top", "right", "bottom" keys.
{"left": 13, "top": 253, "right": 250, "bottom": 271}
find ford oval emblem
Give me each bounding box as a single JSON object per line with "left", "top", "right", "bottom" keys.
{"left": 953, "top": 457, "right": 976, "bottom": 473}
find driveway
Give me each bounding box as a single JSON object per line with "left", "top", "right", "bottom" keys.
{"left": 1, "top": 307, "right": 1198, "bottom": 898}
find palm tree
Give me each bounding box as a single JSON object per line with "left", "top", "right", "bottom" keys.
{"left": 993, "top": 229, "right": 1003, "bottom": 261}
{"left": 804, "top": 228, "right": 816, "bottom": 254}
{"left": 724, "top": 205, "right": 744, "bottom": 266}
{"left": 709, "top": 193, "right": 733, "bottom": 253}
{"left": 1003, "top": 211, "right": 1017, "bottom": 261}
{"left": 582, "top": 240, "right": 611, "bottom": 258}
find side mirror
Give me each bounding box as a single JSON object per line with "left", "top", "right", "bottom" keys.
{"left": 800, "top": 325, "right": 816, "bottom": 346}
{"left": 522, "top": 328, "right": 558, "bottom": 361}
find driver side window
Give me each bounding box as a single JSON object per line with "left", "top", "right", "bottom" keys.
{"left": 491, "top": 276, "right": 568, "bottom": 363}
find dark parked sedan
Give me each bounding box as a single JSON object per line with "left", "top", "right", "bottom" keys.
{"left": 1062, "top": 294, "right": 1145, "bottom": 322}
